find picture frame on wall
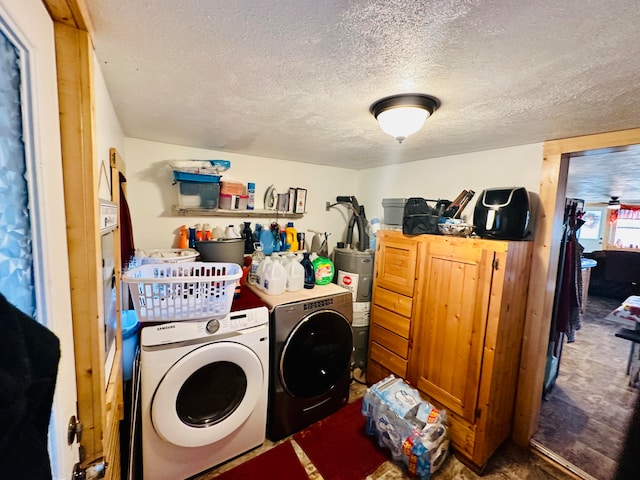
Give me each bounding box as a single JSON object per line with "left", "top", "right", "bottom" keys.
{"left": 580, "top": 210, "right": 602, "bottom": 240}
{"left": 294, "top": 188, "right": 307, "bottom": 213}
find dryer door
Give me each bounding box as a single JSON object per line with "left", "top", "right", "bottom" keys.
{"left": 151, "top": 341, "right": 264, "bottom": 447}
{"left": 280, "top": 310, "right": 353, "bottom": 398}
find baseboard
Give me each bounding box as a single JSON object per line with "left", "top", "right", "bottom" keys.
{"left": 529, "top": 439, "right": 598, "bottom": 480}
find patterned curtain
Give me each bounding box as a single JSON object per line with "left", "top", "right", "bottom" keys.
{"left": 619, "top": 206, "right": 640, "bottom": 220}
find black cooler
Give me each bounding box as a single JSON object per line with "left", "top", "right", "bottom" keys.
{"left": 473, "top": 187, "right": 530, "bottom": 240}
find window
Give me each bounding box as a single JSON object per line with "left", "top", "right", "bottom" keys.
{"left": 613, "top": 207, "right": 640, "bottom": 249}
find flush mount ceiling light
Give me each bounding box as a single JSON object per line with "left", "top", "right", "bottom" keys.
{"left": 370, "top": 93, "right": 440, "bottom": 143}
{"left": 608, "top": 196, "right": 621, "bottom": 210}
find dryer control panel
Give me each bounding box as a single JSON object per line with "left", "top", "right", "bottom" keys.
{"left": 141, "top": 306, "right": 269, "bottom": 347}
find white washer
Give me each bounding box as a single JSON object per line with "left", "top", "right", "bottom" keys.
{"left": 140, "top": 306, "right": 269, "bottom": 480}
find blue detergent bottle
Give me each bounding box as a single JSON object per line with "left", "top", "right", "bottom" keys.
{"left": 259, "top": 227, "right": 275, "bottom": 255}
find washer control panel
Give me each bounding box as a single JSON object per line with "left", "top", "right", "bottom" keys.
{"left": 141, "top": 306, "right": 269, "bottom": 346}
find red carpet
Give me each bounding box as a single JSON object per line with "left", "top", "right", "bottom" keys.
{"left": 214, "top": 440, "right": 308, "bottom": 480}
{"left": 293, "top": 398, "right": 388, "bottom": 480}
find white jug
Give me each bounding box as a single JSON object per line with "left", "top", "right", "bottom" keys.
{"left": 255, "top": 256, "right": 272, "bottom": 291}
{"left": 285, "top": 256, "right": 304, "bottom": 292}
{"left": 263, "top": 256, "right": 286, "bottom": 295}
{"left": 224, "top": 224, "right": 240, "bottom": 239}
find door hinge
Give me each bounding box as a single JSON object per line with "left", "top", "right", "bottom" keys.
{"left": 67, "top": 415, "right": 83, "bottom": 445}
{"left": 492, "top": 258, "right": 499, "bottom": 270}
{"left": 72, "top": 459, "right": 108, "bottom": 480}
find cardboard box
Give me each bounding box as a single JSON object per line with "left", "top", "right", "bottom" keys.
{"left": 220, "top": 181, "right": 245, "bottom": 196}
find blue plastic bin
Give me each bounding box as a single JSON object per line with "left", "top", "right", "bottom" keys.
{"left": 121, "top": 310, "right": 140, "bottom": 381}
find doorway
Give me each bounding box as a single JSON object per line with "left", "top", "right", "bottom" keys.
{"left": 513, "top": 129, "right": 640, "bottom": 480}
{"left": 531, "top": 148, "right": 640, "bottom": 479}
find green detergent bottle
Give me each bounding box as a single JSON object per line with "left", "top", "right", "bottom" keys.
{"left": 312, "top": 256, "right": 334, "bottom": 285}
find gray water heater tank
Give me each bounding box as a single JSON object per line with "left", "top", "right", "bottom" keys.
{"left": 333, "top": 248, "right": 375, "bottom": 370}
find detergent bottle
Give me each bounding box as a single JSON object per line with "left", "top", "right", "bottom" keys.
{"left": 313, "top": 255, "right": 334, "bottom": 285}
{"left": 301, "top": 252, "right": 315, "bottom": 289}
{"left": 178, "top": 225, "right": 188, "bottom": 249}
{"left": 259, "top": 227, "right": 275, "bottom": 255}
{"left": 285, "top": 222, "right": 299, "bottom": 252}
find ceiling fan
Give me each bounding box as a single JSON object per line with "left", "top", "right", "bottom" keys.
{"left": 607, "top": 196, "right": 621, "bottom": 210}
{"left": 589, "top": 195, "right": 622, "bottom": 210}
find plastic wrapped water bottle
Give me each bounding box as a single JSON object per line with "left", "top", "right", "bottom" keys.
{"left": 369, "top": 217, "right": 380, "bottom": 250}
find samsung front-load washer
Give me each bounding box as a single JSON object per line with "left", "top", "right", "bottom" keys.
{"left": 140, "top": 306, "right": 269, "bottom": 480}
{"left": 249, "top": 283, "right": 353, "bottom": 440}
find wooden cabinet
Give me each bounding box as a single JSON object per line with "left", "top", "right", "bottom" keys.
{"left": 367, "top": 233, "right": 418, "bottom": 383}
{"left": 367, "top": 230, "right": 533, "bottom": 470}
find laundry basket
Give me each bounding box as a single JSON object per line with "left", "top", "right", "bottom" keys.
{"left": 122, "top": 262, "right": 242, "bottom": 322}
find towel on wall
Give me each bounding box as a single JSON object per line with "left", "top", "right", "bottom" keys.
{"left": 0, "top": 293, "right": 61, "bottom": 480}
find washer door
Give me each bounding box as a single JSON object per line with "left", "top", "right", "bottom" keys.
{"left": 280, "top": 310, "right": 352, "bottom": 398}
{"left": 152, "top": 341, "right": 264, "bottom": 447}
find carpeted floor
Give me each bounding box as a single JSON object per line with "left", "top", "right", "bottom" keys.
{"left": 196, "top": 380, "right": 574, "bottom": 480}
{"left": 533, "top": 294, "right": 639, "bottom": 480}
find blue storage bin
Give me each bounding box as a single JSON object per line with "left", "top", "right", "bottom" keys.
{"left": 172, "top": 170, "right": 221, "bottom": 183}
{"left": 121, "top": 310, "right": 140, "bottom": 381}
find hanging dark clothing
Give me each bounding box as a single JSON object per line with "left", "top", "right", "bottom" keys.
{"left": 119, "top": 171, "right": 135, "bottom": 268}
{"left": 0, "top": 293, "right": 60, "bottom": 480}
{"left": 555, "top": 204, "right": 585, "bottom": 344}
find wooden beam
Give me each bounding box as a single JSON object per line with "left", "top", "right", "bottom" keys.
{"left": 53, "top": 20, "right": 104, "bottom": 463}
{"left": 42, "top": 0, "right": 94, "bottom": 32}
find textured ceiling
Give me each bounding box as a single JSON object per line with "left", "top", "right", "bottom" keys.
{"left": 84, "top": 0, "right": 640, "bottom": 199}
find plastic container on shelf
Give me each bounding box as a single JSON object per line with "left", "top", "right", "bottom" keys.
{"left": 219, "top": 193, "right": 249, "bottom": 210}
{"left": 122, "top": 262, "right": 242, "bottom": 322}
{"left": 369, "top": 217, "right": 381, "bottom": 250}
{"left": 172, "top": 170, "right": 221, "bottom": 183}
{"left": 285, "top": 222, "right": 299, "bottom": 251}
{"left": 259, "top": 228, "right": 275, "bottom": 255}
{"left": 247, "top": 182, "right": 255, "bottom": 210}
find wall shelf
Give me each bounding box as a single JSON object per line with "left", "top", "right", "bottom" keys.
{"left": 172, "top": 205, "right": 304, "bottom": 219}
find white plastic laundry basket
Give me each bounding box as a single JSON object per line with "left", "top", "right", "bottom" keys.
{"left": 122, "top": 262, "right": 241, "bottom": 322}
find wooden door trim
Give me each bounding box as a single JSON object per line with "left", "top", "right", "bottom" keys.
{"left": 513, "top": 127, "right": 640, "bottom": 445}
{"left": 53, "top": 20, "right": 105, "bottom": 461}
{"left": 47, "top": 1, "right": 124, "bottom": 474}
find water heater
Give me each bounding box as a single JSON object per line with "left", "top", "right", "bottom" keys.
{"left": 333, "top": 248, "right": 374, "bottom": 371}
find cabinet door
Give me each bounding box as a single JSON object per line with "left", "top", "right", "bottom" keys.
{"left": 374, "top": 233, "right": 418, "bottom": 296}
{"left": 413, "top": 241, "right": 495, "bottom": 422}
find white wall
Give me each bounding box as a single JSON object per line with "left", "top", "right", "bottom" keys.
{"left": 123, "top": 138, "right": 360, "bottom": 250}
{"left": 358, "top": 143, "right": 544, "bottom": 225}
{"left": 93, "top": 53, "right": 125, "bottom": 200}
{"left": 122, "top": 139, "right": 545, "bottom": 250}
